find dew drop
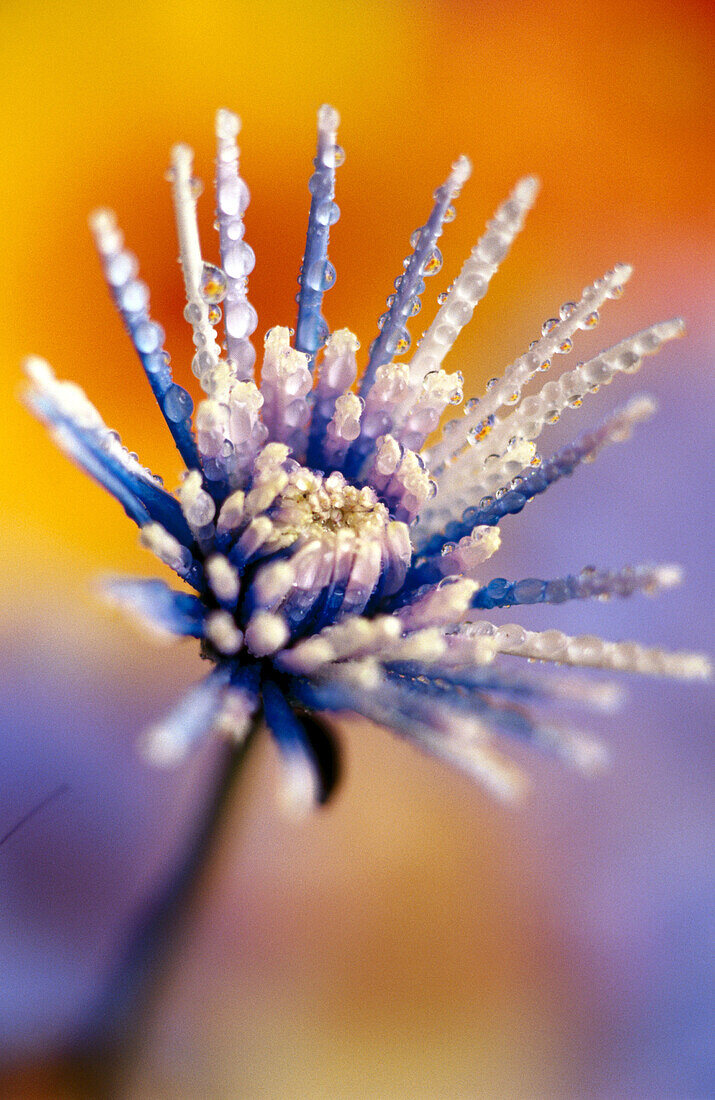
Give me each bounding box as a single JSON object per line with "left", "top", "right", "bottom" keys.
{"left": 119, "top": 280, "right": 149, "bottom": 314}
{"left": 134, "top": 321, "right": 163, "bottom": 354}
{"left": 184, "top": 301, "right": 203, "bottom": 325}
{"left": 423, "top": 248, "right": 443, "bottom": 276}
{"left": 225, "top": 300, "right": 258, "bottom": 339}
{"left": 306, "top": 260, "right": 336, "bottom": 292}
{"left": 145, "top": 351, "right": 169, "bottom": 375}
{"left": 223, "top": 242, "right": 256, "bottom": 279}
{"left": 542, "top": 317, "right": 559, "bottom": 336}
{"left": 200, "top": 262, "right": 228, "bottom": 304}
{"left": 316, "top": 201, "right": 340, "bottom": 226}
{"left": 323, "top": 144, "right": 345, "bottom": 168}
{"left": 106, "top": 252, "right": 137, "bottom": 287}
{"left": 164, "top": 384, "right": 194, "bottom": 422}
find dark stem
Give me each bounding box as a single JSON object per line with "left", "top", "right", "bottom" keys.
{"left": 61, "top": 730, "right": 256, "bottom": 1098}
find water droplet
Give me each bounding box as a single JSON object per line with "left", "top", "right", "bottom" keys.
{"left": 308, "top": 172, "right": 330, "bottom": 199}
{"left": 218, "top": 178, "right": 249, "bottom": 217}
{"left": 560, "top": 300, "right": 577, "bottom": 319}
{"left": 423, "top": 248, "right": 443, "bottom": 276}
{"left": 145, "top": 351, "right": 169, "bottom": 375}
{"left": 582, "top": 310, "right": 599, "bottom": 329}
{"left": 184, "top": 301, "right": 203, "bottom": 325}
{"left": 394, "top": 275, "right": 403, "bottom": 290}
{"left": 299, "top": 313, "right": 329, "bottom": 349}
{"left": 323, "top": 144, "right": 345, "bottom": 168}
{"left": 568, "top": 394, "right": 583, "bottom": 407}
{"left": 200, "top": 262, "right": 228, "bottom": 304}
{"left": 408, "top": 297, "right": 422, "bottom": 317}
{"left": 119, "top": 280, "right": 149, "bottom": 314}
{"left": 608, "top": 284, "right": 624, "bottom": 299}
{"left": 465, "top": 397, "right": 479, "bottom": 412}
{"left": 106, "top": 252, "right": 137, "bottom": 287}
{"left": 134, "top": 321, "right": 163, "bottom": 354}
{"left": 164, "top": 384, "right": 194, "bottom": 422}
{"left": 468, "top": 417, "right": 493, "bottom": 444}
{"left": 225, "top": 300, "right": 258, "bottom": 339}
{"left": 190, "top": 177, "right": 204, "bottom": 200}
{"left": 385, "top": 326, "right": 410, "bottom": 355}
{"left": 316, "top": 201, "right": 340, "bottom": 226}
{"left": 557, "top": 337, "right": 573, "bottom": 354}
{"left": 477, "top": 236, "right": 508, "bottom": 264}
{"left": 385, "top": 293, "right": 396, "bottom": 308}
{"left": 437, "top": 290, "right": 449, "bottom": 305}
{"left": 542, "top": 317, "right": 559, "bottom": 336}
{"left": 485, "top": 377, "right": 498, "bottom": 391}
{"left": 306, "top": 260, "right": 336, "bottom": 292}
{"left": 208, "top": 304, "right": 222, "bottom": 324}
{"left": 223, "top": 242, "right": 255, "bottom": 279}
{"left": 192, "top": 349, "right": 217, "bottom": 375}
{"left": 443, "top": 204, "right": 457, "bottom": 223}
{"left": 410, "top": 227, "right": 424, "bottom": 249}
{"left": 203, "top": 458, "right": 225, "bottom": 481}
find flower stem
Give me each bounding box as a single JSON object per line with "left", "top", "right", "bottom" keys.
{"left": 63, "top": 729, "right": 256, "bottom": 1097}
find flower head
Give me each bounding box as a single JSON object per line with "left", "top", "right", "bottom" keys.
{"left": 25, "top": 106, "right": 710, "bottom": 812}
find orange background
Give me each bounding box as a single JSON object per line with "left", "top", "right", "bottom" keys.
{"left": 1, "top": 1, "right": 713, "bottom": 1096}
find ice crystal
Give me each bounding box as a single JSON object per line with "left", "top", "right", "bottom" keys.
{"left": 25, "top": 107, "right": 710, "bottom": 812}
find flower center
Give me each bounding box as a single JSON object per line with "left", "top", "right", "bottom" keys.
{"left": 270, "top": 467, "right": 389, "bottom": 543}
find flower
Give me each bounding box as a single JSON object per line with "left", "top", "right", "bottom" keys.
{"left": 24, "top": 106, "right": 710, "bottom": 812}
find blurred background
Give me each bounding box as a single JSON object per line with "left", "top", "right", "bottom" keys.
{"left": 0, "top": 0, "right": 713, "bottom": 1096}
